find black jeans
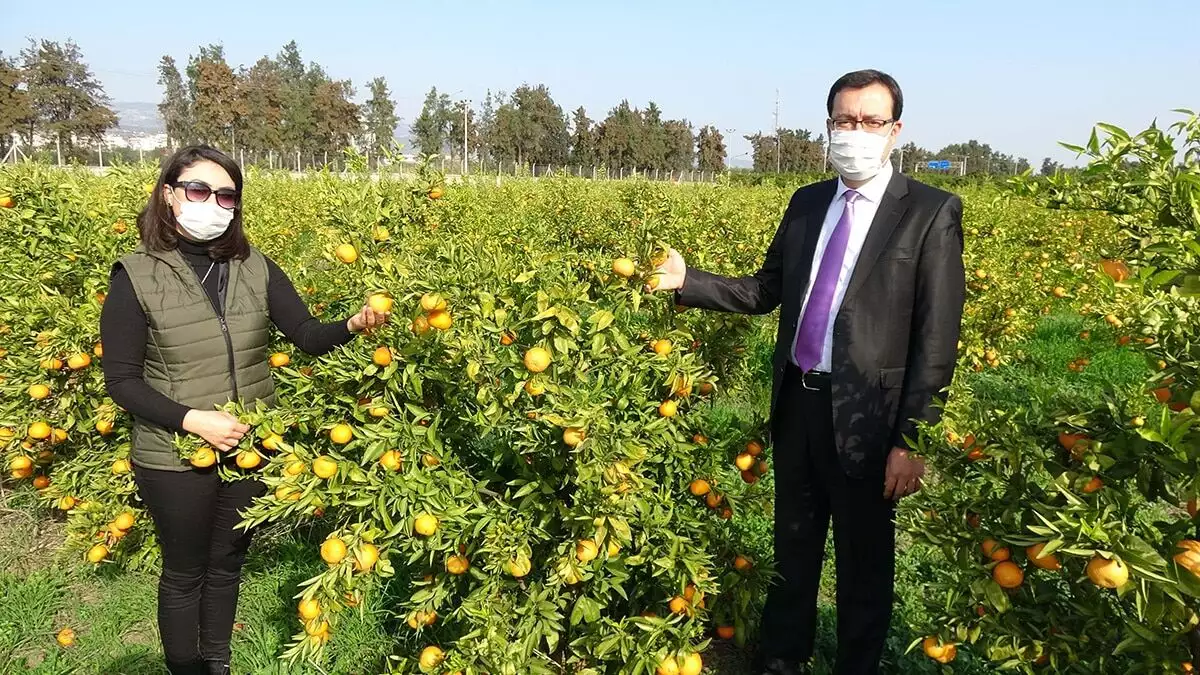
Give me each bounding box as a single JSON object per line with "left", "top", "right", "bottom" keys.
{"left": 759, "top": 366, "right": 896, "bottom": 675}
{"left": 134, "top": 464, "right": 264, "bottom": 668}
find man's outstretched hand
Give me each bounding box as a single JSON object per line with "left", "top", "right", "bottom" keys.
{"left": 645, "top": 247, "right": 687, "bottom": 293}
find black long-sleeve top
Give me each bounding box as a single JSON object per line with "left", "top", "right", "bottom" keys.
{"left": 100, "top": 237, "right": 355, "bottom": 432}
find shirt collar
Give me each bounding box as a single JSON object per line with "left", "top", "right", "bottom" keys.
{"left": 835, "top": 160, "right": 894, "bottom": 204}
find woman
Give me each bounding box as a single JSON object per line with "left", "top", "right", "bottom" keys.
{"left": 99, "top": 145, "right": 387, "bottom": 675}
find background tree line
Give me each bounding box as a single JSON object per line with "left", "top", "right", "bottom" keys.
{"left": 738, "top": 136, "right": 1035, "bottom": 176}
{"left": 893, "top": 140, "right": 1032, "bottom": 176}
{"left": 2, "top": 38, "right": 1048, "bottom": 175}
{"left": 0, "top": 39, "right": 118, "bottom": 161}
{"left": 156, "top": 41, "right": 395, "bottom": 160}
{"left": 410, "top": 86, "right": 728, "bottom": 173}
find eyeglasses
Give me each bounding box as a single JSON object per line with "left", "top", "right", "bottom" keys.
{"left": 170, "top": 181, "right": 240, "bottom": 210}
{"left": 829, "top": 118, "right": 895, "bottom": 132}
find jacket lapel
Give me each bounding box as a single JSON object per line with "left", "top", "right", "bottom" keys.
{"left": 841, "top": 172, "right": 910, "bottom": 305}
{"left": 786, "top": 179, "right": 838, "bottom": 288}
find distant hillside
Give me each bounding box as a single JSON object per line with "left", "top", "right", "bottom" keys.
{"left": 114, "top": 102, "right": 163, "bottom": 135}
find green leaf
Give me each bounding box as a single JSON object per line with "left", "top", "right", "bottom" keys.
{"left": 1039, "top": 538, "right": 1065, "bottom": 558}
{"left": 553, "top": 336, "right": 573, "bottom": 356}
{"left": 1096, "top": 122, "right": 1132, "bottom": 142}
{"left": 1150, "top": 270, "right": 1181, "bottom": 286}
{"left": 984, "top": 580, "right": 1010, "bottom": 613}
{"left": 595, "top": 633, "right": 621, "bottom": 658}
{"left": 1119, "top": 534, "right": 1167, "bottom": 569}
{"left": 589, "top": 310, "right": 615, "bottom": 332}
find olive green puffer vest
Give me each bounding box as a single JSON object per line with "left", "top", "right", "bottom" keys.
{"left": 118, "top": 244, "right": 276, "bottom": 471}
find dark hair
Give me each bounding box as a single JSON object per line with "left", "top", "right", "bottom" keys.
{"left": 137, "top": 145, "right": 250, "bottom": 260}
{"left": 826, "top": 69, "right": 903, "bottom": 121}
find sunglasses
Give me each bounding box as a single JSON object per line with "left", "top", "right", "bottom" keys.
{"left": 170, "top": 180, "right": 240, "bottom": 210}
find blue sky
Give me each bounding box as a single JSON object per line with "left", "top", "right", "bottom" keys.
{"left": 5, "top": 0, "right": 1199, "bottom": 165}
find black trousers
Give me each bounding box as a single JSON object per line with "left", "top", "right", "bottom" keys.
{"left": 760, "top": 366, "right": 896, "bottom": 675}
{"left": 134, "top": 464, "right": 264, "bottom": 669}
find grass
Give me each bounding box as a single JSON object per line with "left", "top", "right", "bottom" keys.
{"left": 968, "top": 313, "right": 1151, "bottom": 416}
{"left": 0, "top": 492, "right": 397, "bottom": 675}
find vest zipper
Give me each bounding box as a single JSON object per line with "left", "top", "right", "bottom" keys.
{"left": 219, "top": 314, "right": 240, "bottom": 401}
{"left": 171, "top": 249, "right": 241, "bottom": 403}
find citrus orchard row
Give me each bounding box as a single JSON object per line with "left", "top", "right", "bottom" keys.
{"left": 909, "top": 112, "right": 1200, "bottom": 673}
{"left": 0, "top": 161, "right": 785, "bottom": 673}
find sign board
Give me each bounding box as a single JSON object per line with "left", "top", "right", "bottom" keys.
{"left": 927, "top": 160, "right": 952, "bottom": 170}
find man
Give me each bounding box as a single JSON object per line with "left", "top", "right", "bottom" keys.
{"left": 649, "top": 70, "right": 965, "bottom": 674}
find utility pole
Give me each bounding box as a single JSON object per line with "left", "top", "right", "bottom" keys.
{"left": 463, "top": 100, "right": 470, "bottom": 176}
{"left": 773, "top": 89, "right": 781, "bottom": 174}
{"left": 723, "top": 127, "right": 736, "bottom": 172}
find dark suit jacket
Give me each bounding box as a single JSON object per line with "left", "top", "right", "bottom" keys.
{"left": 677, "top": 172, "right": 965, "bottom": 477}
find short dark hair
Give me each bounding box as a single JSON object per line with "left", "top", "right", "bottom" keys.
{"left": 826, "top": 69, "right": 903, "bottom": 121}
{"left": 137, "top": 145, "right": 250, "bottom": 260}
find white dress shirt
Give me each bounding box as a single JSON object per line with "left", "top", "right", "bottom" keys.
{"left": 789, "top": 161, "right": 895, "bottom": 371}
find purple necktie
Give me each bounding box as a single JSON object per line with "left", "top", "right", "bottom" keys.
{"left": 794, "top": 190, "right": 860, "bottom": 372}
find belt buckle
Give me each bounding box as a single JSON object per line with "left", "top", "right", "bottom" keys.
{"left": 801, "top": 370, "right": 822, "bottom": 391}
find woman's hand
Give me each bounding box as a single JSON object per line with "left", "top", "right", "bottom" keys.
{"left": 182, "top": 409, "right": 250, "bottom": 452}
{"left": 347, "top": 303, "right": 389, "bottom": 334}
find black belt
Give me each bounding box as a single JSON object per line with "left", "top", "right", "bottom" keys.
{"left": 787, "top": 363, "right": 830, "bottom": 391}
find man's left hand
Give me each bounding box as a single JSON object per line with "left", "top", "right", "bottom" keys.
{"left": 884, "top": 447, "right": 925, "bottom": 500}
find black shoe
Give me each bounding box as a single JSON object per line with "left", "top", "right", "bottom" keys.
{"left": 205, "top": 661, "right": 230, "bottom": 675}
{"left": 165, "top": 661, "right": 207, "bottom": 675}
{"left": 760, "top": 658, "right": 810, "bottom": 675}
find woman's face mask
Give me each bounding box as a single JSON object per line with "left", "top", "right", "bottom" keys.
{"left": 172, "top": 199, "right": 234, "bottom": 241}
{"left": 163, "top": 161, "right": 240, "bottom": 241}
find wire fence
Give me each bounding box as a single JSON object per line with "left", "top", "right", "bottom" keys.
{"left": 223, "top": 150, "right": 721, "bottom": 183}
{"left": 2, "top": 143, "right": 722, "bottom": 183}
